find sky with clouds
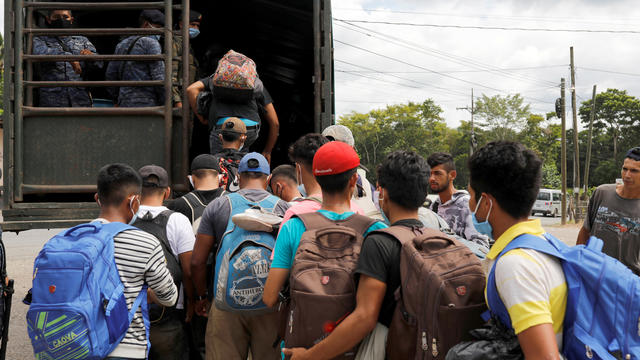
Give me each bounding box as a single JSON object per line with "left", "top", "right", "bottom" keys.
{"left": 332, "top": 0, "right": 640, "bottom": 128}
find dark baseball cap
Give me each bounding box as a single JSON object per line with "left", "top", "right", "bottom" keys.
{"left": 140, "top": 10, "right": 165, "bottom": 26}
{"left": 139, "top": 165, "right": 169, "bottom": 187}
{"left": 191, "top": 154, "right": 221, "bottom": 172}
{"left": 189, "top": 10, "right": 202, "bottom": 23}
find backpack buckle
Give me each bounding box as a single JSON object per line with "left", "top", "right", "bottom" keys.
{"left": 585, "top": 345, "right": 593, "bottom": 359}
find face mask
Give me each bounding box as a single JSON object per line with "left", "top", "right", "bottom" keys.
{"left": 50, "top": 18, "right": 73, "bottom": 29}
{"left": 128, "top": 195, "right": 140, "bottom": 225}
{"left": 189, "top": 28, "right": 200, "bottom": 39}
{"left": 472, "top": 196, "right": 493, "bottom": 238}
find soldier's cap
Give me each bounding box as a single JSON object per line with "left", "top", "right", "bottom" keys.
{"left": 191, "top": 154, "right": 221, "bottom": 173}
{"left": 139, "top": 165, "right": 169, "bottom": 188}
{"left": 322, "top": 125, "right": 355, "bottom": 148}
{"left": 313, "top": 141, "right": 360, "bottom": 177}
{"left": 239, "top": 153, "right": 270, "bottom": 175}
{"left": 221, "top": 117, "right": 247, "bottom": 135}
{"left": 626, "top": 147, "right": 640, "bottom": 161}
{"left": 140, "top": 10, "right": 165, "bottom": 26}
{"left": 190, "top": 10, "right": 202, "bottom": 23}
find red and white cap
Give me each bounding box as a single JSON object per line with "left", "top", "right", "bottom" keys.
{"left": 313, "top": 141, "right": 360, "bottom": 176}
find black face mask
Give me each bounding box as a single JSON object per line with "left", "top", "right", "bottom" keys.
{"left": 49, "top": 18, "right": 73, "bottom": 29}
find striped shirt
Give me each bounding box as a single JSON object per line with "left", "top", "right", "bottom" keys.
{"left": 97, "top": 219, "right": 178, "bottom": 359}
{"left": 483, "top": 220, "right": 567, "bottom": 350}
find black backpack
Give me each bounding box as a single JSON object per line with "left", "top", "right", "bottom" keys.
{"left": 0, "top": 230, "right": 13, "bottom": 357}
{"left": 215, "top": 150, "right": 244, "bottom": 192}
{"left": 132, "top": 210, "right": 183, "bottom": 322}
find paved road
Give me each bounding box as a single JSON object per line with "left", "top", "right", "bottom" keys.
{"left": 1, "top": 216, "right": 578, "bottom": 359}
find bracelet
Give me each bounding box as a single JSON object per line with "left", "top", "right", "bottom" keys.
{"left": 195, "top": 292, "right": 208, "bottom": 301}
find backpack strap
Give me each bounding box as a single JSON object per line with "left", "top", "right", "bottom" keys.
{"left": 296, "top": 212, "right": 377, "bottom": 235}
{"left": 486, "top": 232, "right": 566, "bottom": 329}
{"left": 183, "top": 192, "right": 206, "bottom": 224}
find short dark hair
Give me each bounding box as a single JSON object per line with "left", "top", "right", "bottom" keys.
{"left": 469, "top": 141, "right": 542, "bottom": 218}
{"left": 288, "top": 133, "right": 329, "bottom": 168}
{"left": 427, "top": 152, "right": 455, "bottom": 172}
{"left": 316, "top": 168, "right": 357, "bottom": 194}
{"left": 625, "top": 147, "right": 640, "bottom": 161}
{"left": 271, "top": 165, "right": 297, "bottom": 185}
{"left": 221, "top": 131, "right": 242, "bottom": 142}
{"left": 141, "top": 174, "right": 167, "bottom": 197}
{"left": 97, "top": 164, "right": 142, "bottom": 207}
{"left": 240, "top": 171, "right": 268, "bottom": 180}
{"left": 378, "top": 151, "right": 430, "bottom": 209}
{"left": 48, "top": 9, "right": 72, "bottom": 17}
{"left": 192, "top": 168, "right": 218, "bottom": 179}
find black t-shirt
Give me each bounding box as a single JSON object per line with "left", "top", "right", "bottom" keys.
{"left": 168, "top": 188, "right": 226, "bottom": 224}
{"left": 201, "top": 76, "right": 273, "bottom": 126}
{"left": 355, "top": 219, "right": 423, "bottom": 327}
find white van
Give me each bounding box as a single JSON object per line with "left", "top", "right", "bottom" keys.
{"left": 532, "top": 189, "right": 562, "bottom": 217}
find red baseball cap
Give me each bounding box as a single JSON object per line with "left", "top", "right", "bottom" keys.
{"left": 313, "top": 141, "right": 360, "bottom": 176}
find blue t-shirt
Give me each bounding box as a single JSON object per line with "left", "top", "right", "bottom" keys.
{"left": 271, "top": 210, "right": 388, "bottom": 269}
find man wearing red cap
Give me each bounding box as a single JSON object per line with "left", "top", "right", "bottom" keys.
{"left": 263, "top": 141, "right": 387, "bottom": 307}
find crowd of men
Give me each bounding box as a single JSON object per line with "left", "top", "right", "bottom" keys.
{"left": 29, "top": 6, "right": 640, "bottom": 360}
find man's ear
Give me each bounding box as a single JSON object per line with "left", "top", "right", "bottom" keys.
{"left": 94, "top": 193, "right": 101, "bottom": 206}
{"left": 349, "top": 171, "right": 359, "bottom": 187}
{"left": 164, "top": 187, "right": 172, "bottom": 201}
{"left": 450, "top": 169, "right": 457, "bottom": 181}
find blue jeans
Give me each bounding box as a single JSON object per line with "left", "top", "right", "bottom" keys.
{"left": 209, "top": 123, "right": 260, "bottom": 155}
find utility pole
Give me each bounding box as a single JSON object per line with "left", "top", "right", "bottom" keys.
{"left": 561, "top": 78, "right": 567, "bottom": 225}
{"left": 456, "top": 88, "right": 476, "bottom": 155}
{"left": 584, "top": 85, "right": 597, "bottom": 193}
{"left": 570, "top": 46, "right": 580, "bottom": 193}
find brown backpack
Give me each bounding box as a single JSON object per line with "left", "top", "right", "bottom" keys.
{"left": 284, "top": 212, "right": 377, "bottom": 359}
{"left": 376, "top": 226, "right": 487, "bottom": 360}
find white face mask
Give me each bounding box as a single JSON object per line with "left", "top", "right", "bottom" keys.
{"left": 128, "top": 195, "right": 140, "bottom": 224}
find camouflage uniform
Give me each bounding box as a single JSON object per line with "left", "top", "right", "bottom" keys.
{"left": 172, "top": 35, "right": 198, "bottom": 105}
{"left": 32, "top": 35, "right": 101, "bottom": 107}
{"left": 106, "top": 35, "right": 165, "bottom": 107}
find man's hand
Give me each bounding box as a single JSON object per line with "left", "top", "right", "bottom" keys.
{"left": 262, "top": 152, "right": 272, "bottom": 164}
{"left": 185, "top": 299, "right": 195, "bottom": 323}
{"left": 195, "top": 298, "right": 210, "bottom": 317}
{"left": 147, "top": 288, "right": 160, "bottom": 305}
{"left": 79, "top": 49, "right": 93, "bottom": 56}
{"left": 71, "top": 61, "right": 82, "bottom": 74}
{"left": 196, "top": 113, "right": 208, "bottom": 126}
{"left": 282, "top": 347, "right": 311, "bottom": 360}
{"left": 175, "top": 102, "right": 183, "bottom": 109}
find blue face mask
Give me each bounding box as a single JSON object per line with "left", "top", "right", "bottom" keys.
{"left": 472, "top": 196, "right": 493, "bottom": 238}
{"left": 128, "top": 196, "right": 140, "bottom": 225}
{"left": 189, "top": 28, "right": 200, "bottom": 39}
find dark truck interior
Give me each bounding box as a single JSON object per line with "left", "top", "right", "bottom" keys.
{"left": 26, "top": 0, "right": 317, "bottom": 202}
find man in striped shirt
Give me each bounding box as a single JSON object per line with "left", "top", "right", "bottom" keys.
{"left": 95, "top": 163, "right": 178, "bottom": 360}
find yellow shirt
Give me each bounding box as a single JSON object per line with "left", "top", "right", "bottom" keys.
{"left": 483, "top": 219, "right": 567, "bottom": 349}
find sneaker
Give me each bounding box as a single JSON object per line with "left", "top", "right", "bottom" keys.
{"left": 232, "top": 207, "right": 282, "bottom": 233}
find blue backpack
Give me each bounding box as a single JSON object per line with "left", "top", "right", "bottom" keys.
{"left": 213, "top": 192, "right": 279, "bottom": 314}
{"left": 27, "top": 222, "right": 148, "bottom": 360}
{"left": 487, "top": 233, "right": 640, "bottom": 360}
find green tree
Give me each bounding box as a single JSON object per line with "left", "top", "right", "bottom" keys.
{"left": 474, "top": 94, "right": 531, "bottom": 141}
{"left": 579, "top": 88, "right": 640, "bottom": 160}
{"left": 339, "top": 99, "right": 447, "bottom": 183}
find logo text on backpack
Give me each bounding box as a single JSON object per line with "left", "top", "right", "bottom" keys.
{"left": 456, "top": 286, "right": 467, "bottom": 296}
{"left": 52, "top": 331, "right": 78, "bottom": 349}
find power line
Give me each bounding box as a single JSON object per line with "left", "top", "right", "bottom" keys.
{"left": 336, "top": 65, "right": 567, "bottom": 74}
{"left": 335, "top": 21, "right": 559, "bottom": 87}
{"left": 333, "top": 7, "right": 640, "bottom": 25}
{"left": 579, "top": 67, "right": 640, "bottom": 77}
{"left": 335, "top": 60, "right": 469, "bottom": 97}
{"left": 333, "top": 18, "right": 640, "bottom": 34}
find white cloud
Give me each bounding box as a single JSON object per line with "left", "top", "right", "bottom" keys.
{"left": 332, "top": 0, "right": 640, "bottom": 129}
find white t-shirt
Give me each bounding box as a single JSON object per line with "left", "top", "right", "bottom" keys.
{"left": 138, "top": 205, "right": 195, "bottom": 309}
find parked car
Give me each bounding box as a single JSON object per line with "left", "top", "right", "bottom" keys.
{"left": 532, "top": 189, "right": 562, "bottom": 217}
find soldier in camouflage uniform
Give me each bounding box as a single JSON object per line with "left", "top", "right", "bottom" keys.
{"left": 105, "top": 10, "right": 165, "bottom": 107}
{"left": 33, "top": 9, "right": 101, "bottom": 107}
{"left": 172, "top": 10, "right": 202, "bottom": 108}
